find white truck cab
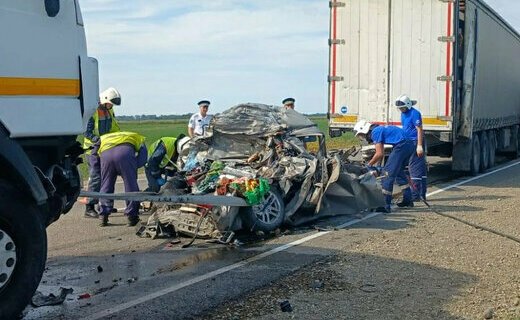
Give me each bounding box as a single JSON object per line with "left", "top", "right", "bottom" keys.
{"left": 0, "top": 1, "right": 98, "bottom": 317}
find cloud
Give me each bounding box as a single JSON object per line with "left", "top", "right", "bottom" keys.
{"left": 81, "top": 0, "right": 520, "bottom": 116}
{"left": 81, "top": 0, "right": 329, "bottom": 115}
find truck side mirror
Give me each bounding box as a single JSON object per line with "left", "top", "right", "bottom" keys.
{"left": 45, "top": 0, "right": 60, "bottom": 17}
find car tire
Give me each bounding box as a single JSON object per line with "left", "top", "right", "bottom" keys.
{"left": 242, "top": 187, "right": 285, "bottom": 233}
{"left": 0, "top": 181, "right": 47, "bottom": 319}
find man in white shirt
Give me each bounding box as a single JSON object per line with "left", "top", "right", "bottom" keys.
{"left": 188, "top": 100, "right": 213, "bottom": 137}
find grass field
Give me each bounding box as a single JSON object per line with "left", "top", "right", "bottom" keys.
{"left": 79, "top": 117, "right": 357, "bottom": 179}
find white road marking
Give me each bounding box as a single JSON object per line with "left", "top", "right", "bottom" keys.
{"left": 80, "top": 212, "right": 382, "bottom": 320}
{"left": 426, "top": 160, "right": 520, "bottom": 198}
{"left": 80, "top": 160, "right": 520, "bottom": 320}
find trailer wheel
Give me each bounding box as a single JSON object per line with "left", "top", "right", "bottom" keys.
{"left": 488, "top": 131, "right": 497, "bottom": 168}
{"left": 470, "top": 135, "right": 481, "bottom": 176}
{"left": 479, "top": 132, "right": 490, "bottom": 172}
{"left": 242, "top": 187, "right": 285, "bottom": 233}
{"left": 516, "top": 126, "right": 520, "bottom": 158}
{"left": 0, "top": 181, "right": 47, "bottom": 319}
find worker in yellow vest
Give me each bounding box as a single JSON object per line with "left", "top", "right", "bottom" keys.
{"left": 145, "top": 134, "right": 190, "bottom": 192}
{"left": 98, "top": 131, "right": 147, "bottom": 227}
{"left": 83, "top": 87, "right": 121, "bottom": 218}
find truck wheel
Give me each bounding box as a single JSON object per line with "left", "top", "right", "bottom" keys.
{"left": 242, "top": 187, "right": 285, "bottom": 233}
{"left": 0, "top": 181, "right": 47, "bottom": 319}
{"left": 488, "top": 131, "right": 497, "bottom": 168}
{"left": 516, "top": 126, "right": 520, "bottom": 158}
{"left": 470, "top": 135, "right": 481, "bottom": 176}
{"left": 479, "top": 132, "right": 490, "bottom": 172}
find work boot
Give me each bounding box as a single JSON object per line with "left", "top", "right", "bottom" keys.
{"left": 396, "top": 200, "right": 414, "bottom": 208}
{"left": 99, "top": 215, "right": 109, "bottom": 227}
{"left": 422, "top": 177, "right": 428, "bottom": 200}
{"left": 398, "top": 187, "right": 414, "bottom": 208}
{"left": 84, "top": 204, "right": 99, "bottom": 218}
{"left": 374, "top": 206, "right": 391, "bottom": 213}
{"left": 127, "top": 215, "right": 140, "bottom": 227}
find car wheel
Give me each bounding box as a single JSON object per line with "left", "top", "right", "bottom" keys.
{"left": 242, "top": 187, "right": 285, "bottom": 232}
{"left": 0, "top": 181, "right": 47, "bottom": 319}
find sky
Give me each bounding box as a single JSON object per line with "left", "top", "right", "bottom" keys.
{"left": 80, "top": 0, "right": 520, "bottom": 116}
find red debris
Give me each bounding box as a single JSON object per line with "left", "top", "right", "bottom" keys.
{"left": 78, "top": 293, "right": 91, "bottom": 300}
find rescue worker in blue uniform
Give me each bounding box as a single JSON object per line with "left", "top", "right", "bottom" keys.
{"left": 97, "top": 131, "right": 147, "bottom": 227}
{"left": 83, "top": 87, "right": 122, "bottom": 218}
{"left": 145, "top": 134, "right": 189, "bottom": 192}
{"left": 354, "top": 120, "right": 416, "bottom": 212}
{"left": 396, "top": 95, "right": 427, "bottom": 201}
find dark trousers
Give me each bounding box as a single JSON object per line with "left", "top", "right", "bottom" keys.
{"left": 86, "top": 144, "right": 101, "bottom": 206}
{"left": 99, "top": 144, "right": 147, "bottom": 216}
{"left": 382, "top": 140, "right": 416, "bottom": 208}
{"left": 408, "top": 141, "right": 428, "bottom": 200}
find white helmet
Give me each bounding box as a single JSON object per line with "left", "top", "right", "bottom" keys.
{"left": 353, "top": 120, "right": 372, "bottom": 137}
{"left": 395, "top": 94, "right": 416, "bottom": 110}
{"left": 176, "top": 136, "right": 191, "bottom": 155}
{"left": 100, "top": 87, "right": 121, "bottom": 106}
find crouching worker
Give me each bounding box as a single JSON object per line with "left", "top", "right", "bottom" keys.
{"left": 353, "top": 120, "right": 415, "bottom": 212}
{"left": 98, "top": 131, "right": 147, "bottom": 227}
{"left": 145, "top": 134, "right": 189, "bottom": 192}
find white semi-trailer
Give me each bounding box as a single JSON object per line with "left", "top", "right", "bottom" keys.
{"left": 327, "top": 0, "right": 520, "bottom": 174}
{"left": 0, "top": 0, "right": 98, "bottom": 317}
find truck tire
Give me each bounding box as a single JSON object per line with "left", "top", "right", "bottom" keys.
{"left": 479, "top": 132, "right": 490, "bottom": 172}
{"left": 0, "top": 181, "right": 47, "bottom": 319}
{"left": 242, "top": 187, "right": 285, "bottom": 233}
{"left": 470, "top": 135, "right": 481, "bottom": 176}
{"left": 488, "top": 131, "right": 497, "bottom": 168}
{"left": 516, "top": 126, "right": 520, "bottom": 158}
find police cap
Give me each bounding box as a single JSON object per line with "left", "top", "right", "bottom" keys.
{"left": 282, "top": 98, "right": 295, "bottom": 105}
{"left": 197, "top": 100, "right": 210, "bottom": 107}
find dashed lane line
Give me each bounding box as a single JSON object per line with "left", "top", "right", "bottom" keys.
{"left": 80, "top": 160, "right": 520, "bottom": 320}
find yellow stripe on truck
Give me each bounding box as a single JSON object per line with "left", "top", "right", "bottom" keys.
{"left": 331, "top": 115, "right": 448, "bottom": 126}
{"left": 0, "top": 77, "right": 80, "bottom": 96}
{"left": 422, "top": 118, "right": 448, "bottom": 126}
{"left": 330, "top": 115, "right": 359, "bottom": 123}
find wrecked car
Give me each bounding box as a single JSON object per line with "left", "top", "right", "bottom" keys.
{"left": 143, "top": 103, "right": 384, "bottom": 240}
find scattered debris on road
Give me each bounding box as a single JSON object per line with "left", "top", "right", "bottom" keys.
{"left": 279, "top": 300, "right": 293, "bottom": 312}
{"left": 31, "top": 287, "right": 74, "bottom": 307}
{"left": 77, "top": 293, "right": 91, "bottom": 300}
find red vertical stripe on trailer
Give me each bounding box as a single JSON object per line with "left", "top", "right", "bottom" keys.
{"left": 445, "top": 2, "right": 453, "bottom": 116}
{"left": 331, "top": 1, "right": 338, "bottom": 114}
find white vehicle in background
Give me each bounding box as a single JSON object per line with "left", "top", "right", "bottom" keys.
{"left": 0, "top": 0, "right": 98, "bottom": 317}
{"left": 328, "top": 0, "right": 520, "bottom": 174}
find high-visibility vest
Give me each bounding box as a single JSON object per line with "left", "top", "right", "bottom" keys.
{"left": 148, "top": 137, "right": 177, "bottom": 168}
{"left": 98, "top": 131, "right": 145, "bottom": 155}
{"left": 83, "top": 107, "right": 120, "bottom": 152}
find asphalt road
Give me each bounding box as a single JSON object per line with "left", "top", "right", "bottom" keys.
{"left": 22, "top": 157, "right": 520, "bottom": 319}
